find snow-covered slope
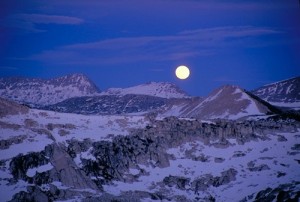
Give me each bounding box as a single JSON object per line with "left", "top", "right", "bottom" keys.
{"left": 0, "top": 73, "right": 100, "bottom": 106}
{"left": 44, "top": 94, "right": 169, "bottom": 115}
{"left": 181, "top": 85, "right": 273, "bottom": 119}
{"left": 252, "top": 76, "right": 300, "bottom": 109}
{"left": 102, "top": 82, "right": 189, "bottom": 98}
{"left": 0, "top": 104, "right": 299, "bottom": 201}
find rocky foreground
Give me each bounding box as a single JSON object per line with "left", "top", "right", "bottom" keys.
{"left": 1, "top": 107, "right": 299, "bottom": 201}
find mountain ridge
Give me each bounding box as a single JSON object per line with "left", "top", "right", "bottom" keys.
{"left": 252, "top": 76, "right": 300, "bottom": 109}
{"left": 0, "top": 73, "right": 100, "bottom": 106}
{"left": 0, "top": 74, "right": 299, "bottom": 119}
{"left": 102, "top": 81, "right": 190, "bottom": 99}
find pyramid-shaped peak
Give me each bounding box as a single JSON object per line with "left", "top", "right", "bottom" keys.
{"left": 51, "top": 73, "right": 100, "bottom": 91}
{"left": 208, "top": 85, "right": 244, "bottom": 99}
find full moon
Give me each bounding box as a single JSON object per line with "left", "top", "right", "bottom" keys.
{"left": 175, "top": 65, "right": 190, "bottom": 80}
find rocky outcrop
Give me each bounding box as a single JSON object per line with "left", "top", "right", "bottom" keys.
{"left": 247, "top": 161, "right": 270, "bottom": 172}
{"left": 9, "top": 143, "right": 100, "bottom": 201}
{"left": 0, "top": 135, "right": 27, "bottom": 150}
{"left": 163, "top": 176, "right": 191, "bottom": 190}
{"left": 191, "top": 168, "right": 237, "bottom": 193}
{"left": 49, "top": 143, "right": 100, "bottom": 190}
{"left": 242, "top": 182, "right": 300, "bottom": 202}
{"left": 7, "top": 117, "right": 300, "bottom": 201}
{"left": 9, "top": 146, "right": 52, "bottom": 181}
{"left": 0, "top": 97, "right": 28, "bottom": 117}
{"left": 66, "top": 117, "right": 299, "bottom": 185}
{"left": 161, "top": 168, "right": 237, "bottom": 194}
{"left": 10, "top": 184, "right": 97, "bottom": 202}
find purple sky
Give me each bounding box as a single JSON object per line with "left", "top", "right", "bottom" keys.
{"left": 1, "top": 0, "right": 300, "bottom": 96}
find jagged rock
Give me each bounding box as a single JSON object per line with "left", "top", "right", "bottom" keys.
{"left": 277, "top": 172, "right": 286, "bottom": 178}
{"left": 0, "top": 121, "right": 21, "bottom": 130}
{"left": 247, "top": 161, "right": 270, "bottom": 172}
{"left": 0, "top": 135, "right": 27, "bottom": 150}
{"left": 233, "top": 151, "right": 246, "bottom": 158}
{"left": 277, "top": 135, "right": 288, "bottom": 142}
{"left": 9, "top": 147, "right": 51, "bottom": 180}
{"left": 5, "top": 116, "right": 300, "bottom": 201}
{"left": 249, "top": 182, "right": 300, "bottom": 202}
{"left": 9, "top": 186, "right": 48, "bottom": 202}
{"left": 24, "top": 119, "right": 39, "bottom": 128}
{"left": 291, "top": 144, "right": 300, "bottom": 151}
{"left": 214, "top": 157, "right": 225, "bottom": 163}
{"left": 49, "top": 143, "right": 100, "bottom": 190}
{"left": 46, "top": 123, "right": 76, "bottom": 131}
{"left": 163, "top": 175, "right": 191, "bottom": 190}
{"left": 192, "top": 168, "right": 237, "bottom": 193}
{"left": 82, "top": 190, "right": 169, "bottom": 202}
{"left": 10, "top": 184, "right": 99, "bottom": 202}
{"left": 9, "top": 142, "right": 100, "bottom": 195}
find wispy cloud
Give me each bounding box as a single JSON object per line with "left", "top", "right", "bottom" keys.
{"left": 0, "top": 66, "right": 19, "bottom": 70}
{"left": 13, "top": 14, "right": 83, "bottom": 25}
{"left": 7, "top": 13, "right": 84, "bottom": 33}
{"left": 26, "top": 26, "right": 281, "bottom": 65}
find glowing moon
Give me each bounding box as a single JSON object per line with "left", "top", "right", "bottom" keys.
{"left": 175, "top": 65, "right": 190, "bottom": 80}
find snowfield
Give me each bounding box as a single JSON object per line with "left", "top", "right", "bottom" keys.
{"left": 0, "top": 108, "right": 299, "bottom": 201}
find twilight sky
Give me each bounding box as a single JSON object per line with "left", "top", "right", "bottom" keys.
{"left": 1, "top": 0, "right": 300, "bottom": 96}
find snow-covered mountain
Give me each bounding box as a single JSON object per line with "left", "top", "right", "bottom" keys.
{"left": 252, "top": 76, "right": 300, "bottom": 109}
{"left": 102, "top": 81, "right": 189, "bottom": 99}
{"left": 163, "top": 85, "right": 275, "bottom": 120}
{"left": 44, "top": 85, "right": 278, "bottom": 120}
{"left": 0, "top": 73, "right": 100, "bottom": 106}
{"left": 0, "top": 100, "right": 299, "bottom": 201}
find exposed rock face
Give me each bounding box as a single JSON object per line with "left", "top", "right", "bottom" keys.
{"left": 252, "top": 76, "right": 300, "bottom": 108}
{"left": 49, "top": 143, "right": 100, "bottom": 190}
{"left": 162, "top": 168, "right": 237, "bottom": 193}
{"left": 44, "top": 94, "right": 169, "bottom": 115}
{"left": 242, "top": 182, "right": 300, "bottom": 202}
{"left": 8, "top": 143, "right": 101, "bottom": 201}
{"left": 184, "top": 85, "right": 273, "bottom": 119}
{"left": 66, "top": 117, "right": 298, "bottom": 184}
{"left": 163, "top": 175, "right": 191, "bottom": 190}
{"left": 0, "top": 97, "right": 29, "bottom": 117}
{"left": 191, "top": 168, "right": 238, "bottom": 193}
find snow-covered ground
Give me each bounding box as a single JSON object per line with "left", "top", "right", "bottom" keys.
{"left": 0, "top": 109, "right": 149, "bottom": 201}
{"left": 0, "top": 109, "right": 148, "bottom": 144}
{"left": 103, "top": 131, "right": 300, "bottom": 201}
{"left": 0, "top": 108, "right": 299, "bottom": 201}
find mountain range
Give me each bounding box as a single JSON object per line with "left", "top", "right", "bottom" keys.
{"left": 1, "top": 73, "right": 299, "bottom": 119}
{"left": 0, "top": 73, "right": 300, "bottom": 201}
